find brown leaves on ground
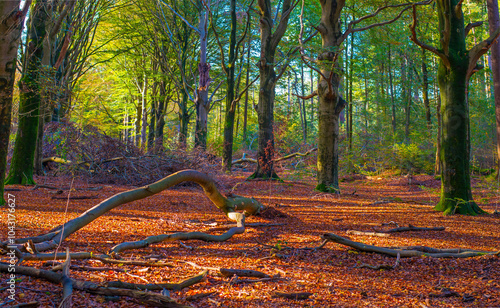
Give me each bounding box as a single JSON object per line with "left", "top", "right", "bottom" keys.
{"left": 1, "top": 172, "right": 499, "bottom": 307}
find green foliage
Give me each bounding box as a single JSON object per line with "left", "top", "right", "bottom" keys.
{"left": 392, "top": 143, "right": 434, "bottom": 174}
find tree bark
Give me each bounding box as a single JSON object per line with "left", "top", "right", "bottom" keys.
{"left": 250, "top": 0, "right": 295, "bottom": 179}
{"left": 422, "top": 48, "right": 431, "bottom": 131}
{"left": 0, "top": 1, "right": 30, "bottom": 202}
{"left": 487, "top": 0, "right": 500, "bottom": 174}
{"left": 433, "top": 1, "right": 483, "bottom": 215}
{"left": 315, "top": 1, "right": 347, "bottom": 192}
{"left": 388, "top": 46, "right": 396, "bottom": 136}
{"left": 6, "top": 0, "right": 48, "bottom": 185}
{"left": 221, "top": 0, "right": 238, "bottom": 172}
{"left": 194, "top": 4, "right": 210, "bottom": 150}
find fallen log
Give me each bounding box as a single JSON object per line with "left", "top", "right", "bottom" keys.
{"left": 346, "top": 230, "right": 390, "bottom": 237}
{"left": 0, "top": 263, "right": 191, "bottom": 308}
{"left": 232, "top": 148, "right": 317, "bottom": 165}
{"left": 322, "top": 233, "right": 499, "bottom": 258}
{"left": 272, "top": 292, "right": 313, "bottom": 300}
{"left": 220, "top": 268, "right": 270, "bottom": 278}
{"left": 383, "top": 224, "right": 445, "bottom": 233}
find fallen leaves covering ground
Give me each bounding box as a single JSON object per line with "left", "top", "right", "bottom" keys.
{"left": 1, "top": 172, "right": 499, "bottom": 307}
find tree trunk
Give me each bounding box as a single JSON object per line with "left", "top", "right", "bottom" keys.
{"left": 435, "top": 77, "right": 441, "bottom": 174}
{"left": 6, "top": 0, "right": 47, "bottom": 185}
{"left": 0, "top": 1, "right": 29, "bottom": 202}
{"left": 301, "top": 63, "right": 307, "bottom": 143}
{"left": 487, "top": 0, "right": 500, "bottom": 174}
{"left": 148, "top": 82, "right": 157, "bottom": 152}
{"left": 422, "top": 49, "right": 431, "bottom": 131}
{"left": 221, "top": 0, "right": 238, "bottom": 172}
{"left": 251, "top": 63, "right": 278, "bottom": 179}
{"left": 178, "top": 91, "right": 189, "bottom": 148}
{"left": 433, "top": 0, "right": 483, "bottom": 215}
{"left": 315, "top": 1, "right": 346, "bottom": 192}
{"left": 251, "top": 0, "right": 294, "bottom": 179}
{"left": 242, "top": 35, "right": 251, "bottom": 147}
{"left": 155, "top": 80, "right": 167, "bottom": 151}
{"left": 135, "top": 98, "right": 141, "bottom": 148}
{"left": 194, "top": 6, "right": 210, "bottom": 150}
{"left": 388, "top": 46, "right": 396, "bottom": 136}
{"left": 140, "top": 77, "right": 148, "bottom": 150}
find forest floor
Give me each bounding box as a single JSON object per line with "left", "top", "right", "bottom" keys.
{"left": 0, "top": 171, "right": 499, "bottom": 307}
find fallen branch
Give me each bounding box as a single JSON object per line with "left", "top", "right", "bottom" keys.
{"left": 59, "top": 249, "right": 72, "bottom": 308}
{"left": 382, "top": 224, "right": 445, "bottom": 233}
{"left": 5, "top": 170, "right": 263, "bottom": 254}
{"left": 346, "top": 230, "right": 390, "bottom": 238}
{"left": 273, "top": 147, "right": 317, "bottom": 163}
{"left": 322, "top": 233, "right": 499, "bottom": 258}
{"left": 0, "top": 263, "right": 191, "bottom": 308}
{"left": 106, "top": 270, "right": 207, "bottom": 291}
{"left": 220, "top": 268, "right": 270, "bottom": 278}
{"left": 109, "top": 212, "right": 246, "bottom": 256}
{"left": 232, "top": 148, "right": 317, "bottom": 165}
{"left": 51, "top": 195, "right": 99, "bottom": 200}
{"left": 272, "top": 291, "right": 313, "bottom": 300}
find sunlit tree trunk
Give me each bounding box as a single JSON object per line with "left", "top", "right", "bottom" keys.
{"left": 6, "top": 0, "right": 47, "bottom": 185}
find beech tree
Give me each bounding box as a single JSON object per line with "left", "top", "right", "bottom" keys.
{"left": 487, "top": 0, "right": 500, "bottom": 174}
{"left": 301, "top": 0, "right": 427, "bottom": 192}
{"left": 411, "top": 0, "right": 500, "bottom": 215}
{"left": 5, "top": 0, "right": 48, "bottom": 185}
{"left": 251, "top": 0, "right": 298, "bottom": 179}
{"left": 0, "top": 0, "right": 30, "bottom": 203}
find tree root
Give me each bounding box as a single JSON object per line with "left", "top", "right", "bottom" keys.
{"left": 0, "top": 263, "right": 192, "bottom": 308}
{"left": 322, "top": 233, "right": 499, "bottom": 258}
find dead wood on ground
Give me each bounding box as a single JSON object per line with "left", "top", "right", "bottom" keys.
{"left": 322, "top": 233, "right": 499, "bottom": 258}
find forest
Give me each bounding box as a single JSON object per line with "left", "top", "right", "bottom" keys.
{"left": 0, "top": 0, "right": 499, "bottom": 307}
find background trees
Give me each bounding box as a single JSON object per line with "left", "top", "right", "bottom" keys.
{"left": 2, "top": 0, "right": 500, "bottom": 215}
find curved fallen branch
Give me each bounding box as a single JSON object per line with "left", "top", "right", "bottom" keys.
{"left": 322, "top": 233, "right": 499, "bottom": 258}
{"left": 0, "top": 263, "right": 191, "bottom": 308}
{"left": 109, "top": 212, "right": 246, "bottom": 256}
{"left": 5, "top": 170, "right": 263, "bottom": 255}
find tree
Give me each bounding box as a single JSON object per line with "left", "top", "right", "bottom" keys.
{"left": 301, "top": 1, "right": 424, "bottom": 192}
{"left": 216, "top": 0, "right": 252, "bottom": 172}
{"left": 0, "top": 0, "right": 31, "bottom": 203}
{"left": 410, "top": 1, "right": 500, "bottom": 215}
{"left": 487, "top": 0, "right": 500, "bottom": 175}
{"left": 251, "top": 0, "right": 297, "bottom": 179}
{"left": 5, "top": 0, "right": 48, "bottom": 185}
